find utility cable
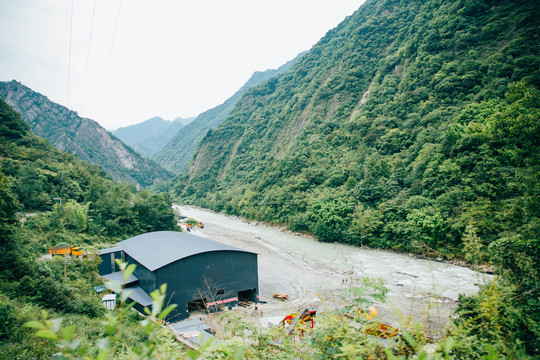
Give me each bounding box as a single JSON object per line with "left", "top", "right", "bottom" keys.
{"left": 33, "top": 0, "right": 45, "bottom": 76}
{"left": 67, "top": 0, "right": 74, "bottom": 108}
{"left": 82, "top": 0, "right": 97, "bottom": 113}
{"left": 97, "top": 0, "right": 123, "bottom": 121}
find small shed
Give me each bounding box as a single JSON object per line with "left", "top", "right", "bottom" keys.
{"left": 102, "top": 294, "right": 116, "bottom": 310}
{"left": 98, "top": 231, "right": 258, "bottom": 320}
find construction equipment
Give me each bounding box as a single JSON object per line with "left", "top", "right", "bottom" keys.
{"left": 359, "top": 306, "right": 378, "bottom": 320}
{"left": 49, "top": 244, "right": 83, "bottom": 257}
{"left": 276, "top": 309, "right": 317, "bottom": 344}
{"left": 279, "top": 309, "right": 316, "bottom": 330}
{"left": 185, "top": 222, "right": 204, "bottom": 229}
{"left": 273, "top": 293, "right": 288, "bottom": 301}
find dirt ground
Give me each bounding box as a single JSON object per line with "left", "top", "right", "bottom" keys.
{"left": 175, "top": 206, "right": 492, "bottom": 339}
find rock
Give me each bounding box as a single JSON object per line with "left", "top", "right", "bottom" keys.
{"left": 0, "top": 80, "right": 173, "bottom": 187}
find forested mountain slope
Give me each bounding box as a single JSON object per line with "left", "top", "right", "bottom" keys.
{"left": 113, "top": 116, "right": 193, "bottom": 157}
{"left": 173, "top": 0, "right": 539, "bottom": 258}
{"left": 0, "top": 98, "right": 178, "bottom": 235}
{"left": 0, "top": 98, "right": 179, "bottom": 357}
{"left": 153, "top": 52, "right": 305, "bottom": 173}
{"left": 0, "top": 81, "right": 173, "bottom": 187}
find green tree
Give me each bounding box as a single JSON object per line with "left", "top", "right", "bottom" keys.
{"left": 307, "top": 197, "right": 353, "bottom": 242}
{"left": 462, "top": 223, "right": 485, "bottom": 264}
{"left": 348, "top": 204, "right": 382, "bottom": 247}
{"left": 0, "top": 173, "right": 19, "bottom": 240}
{"left": 132, "top": 192, "right": 178, "bottom": 232}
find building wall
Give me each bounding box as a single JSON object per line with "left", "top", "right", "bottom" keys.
{"left": 98, "top": 251, "right": 123, "bottom": 274}
{"left": 125, "top": 253, "right": 156, "bottom": 295}
{"left": 155, "top": 250, "right": 258, "bottom": 320}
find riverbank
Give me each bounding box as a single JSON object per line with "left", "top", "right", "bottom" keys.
{"left": 174, "top": 204, "right": 493, "bottom": 338}
{"left": 176, "top": 204, "right": 496, "bottom": 273}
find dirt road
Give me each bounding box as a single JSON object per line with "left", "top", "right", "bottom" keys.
{"left": 175, "top": 205, "right": 492, "bottom": 337}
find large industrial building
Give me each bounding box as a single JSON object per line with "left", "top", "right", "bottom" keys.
{"left": 98, "top": 231, "right": 258, "bottom": 320}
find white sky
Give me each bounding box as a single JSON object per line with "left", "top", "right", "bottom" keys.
{"left": 0, "top": 0, "right": 365, "bottom": 130}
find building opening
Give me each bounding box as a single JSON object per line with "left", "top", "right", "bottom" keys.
{"left": 238, "top": 288, "right": 257, "bottom": 302}
{"left": 188, "top": 298, "right": 207, "bottom": 312}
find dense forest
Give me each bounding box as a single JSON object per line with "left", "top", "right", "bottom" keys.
{"left": 0, "top": 99, "right": 179, "bottom": 358}
{"left": 173, "top": 0, "right": 539, "bottom": 259}
{"left": 167, "top": 0, "right": 539, "bottom": 357}
{"left": 1, "top": 0, "right": 538, "bottom": 358}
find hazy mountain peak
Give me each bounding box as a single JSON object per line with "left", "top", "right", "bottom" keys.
{"left": 153, "top": 51, "right": 306, "bottom": 173}
{"left": 113, "top": 115, "right": 195, "bottom": 157}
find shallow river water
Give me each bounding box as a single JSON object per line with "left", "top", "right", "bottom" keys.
{"left": 175, "top": 205, "right": 492, "bottom": 333}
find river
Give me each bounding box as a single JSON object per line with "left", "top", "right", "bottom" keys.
{"left": 174, "top": 205, "right": 492, "bottom": 335}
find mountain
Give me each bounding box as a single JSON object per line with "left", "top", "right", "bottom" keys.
{"left": 112, "top": 116, "right": 194, "bottom": 157}
{"left": 172, "top": 0, "right": 539, "bottom": 254}
{"left": 0, "top": 97, "right": 181, "bottom": 356}
{"left": 0, "top": 80, "right": 173, "bottom": 187}
{"left": 153, "top": 52, "right": 306, "bottom": 173}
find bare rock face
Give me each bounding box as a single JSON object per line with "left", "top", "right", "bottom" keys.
{"left": 0, "top": 80, "right": 173, "bottom": 187}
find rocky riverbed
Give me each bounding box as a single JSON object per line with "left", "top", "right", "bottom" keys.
{"left": 174, "top": 205, "right": 492, "bottom": 338}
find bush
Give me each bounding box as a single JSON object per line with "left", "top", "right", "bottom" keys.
{"left": 0, "top": 299, "right": 16, "bottom": 340}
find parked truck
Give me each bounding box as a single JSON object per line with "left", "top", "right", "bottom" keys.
{"left": 49, "top": 244, "right": 83, "bottom": 257}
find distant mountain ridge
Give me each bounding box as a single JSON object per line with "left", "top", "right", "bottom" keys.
{"left": 113, "top": 116, "right": 194, "bottom": 157}
{"left": 0, "top": 80, "right": 173, "bottom": 187}
{"left": 153, "top": 51, "right": 306, "bottom": 173}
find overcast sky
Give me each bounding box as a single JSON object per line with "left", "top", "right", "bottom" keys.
{"left": 0, "top": 0, "right": 365, "bottom": 130}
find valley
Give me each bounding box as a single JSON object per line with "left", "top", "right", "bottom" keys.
{"left": 176, "top": 205, "right": 492, "bottom": 337}
{"left": 0, "top": 0, "right": 538, "bottom": 357}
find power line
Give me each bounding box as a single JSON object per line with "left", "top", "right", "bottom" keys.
{"left": 97, "top": 0, "right": 123, "bottom": 121}
{"left": 33, "top": 0, "right": 45, "bottom": 76}
{"left": 82, "top": 0, "right": 97, "bottom": 113}
{"left": 67, "top": 0, "right": 74, "bottom": 108}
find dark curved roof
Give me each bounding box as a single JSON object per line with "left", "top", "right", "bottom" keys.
{"left": 100, "top": 231, "right": 256, "bottom": 271}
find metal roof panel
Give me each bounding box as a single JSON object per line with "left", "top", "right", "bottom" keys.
{"left": 99, "top": 247, "right": 121, "bottom": 255}
{"left": 101, "top": 231, "right": 256, "bottom": 271}
{"left": 124, "top": 285, "right": 153, "bottom": 307}
{"left": 102, "top": 271, "right": 138, "bottom": 286}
